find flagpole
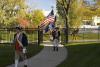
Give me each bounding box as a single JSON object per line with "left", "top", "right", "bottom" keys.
{"left": 52, "top": 5, "right": 55, "bottom": 28}
{"left": 49, "top": 6, "right": 54, "bottom": 35}
{"left": 51, "top": 6, "right": 56, "bottom": 28}
{"left": 51, "top": 6, "right": 54, "bottom": 10}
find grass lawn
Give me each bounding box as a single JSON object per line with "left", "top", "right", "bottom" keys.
{"left": 69, "top": 33, "right": 100, "bottom": 40}
{"left": 0, "top": 31, "right": 38, "bottom": 42}
{"left": 57, "top": 42, "right": 100, "bottom": 67}
{"left": 0, "top": 44, "right": 43, "bottom": 67}
{"left": 0, "top": 31, "right": 100, "bottom": 42}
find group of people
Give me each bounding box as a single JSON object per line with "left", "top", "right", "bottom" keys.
{"left": 13, "top": 26, "right": 60, "bottom": 67}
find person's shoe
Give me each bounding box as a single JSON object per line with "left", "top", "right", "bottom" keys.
{"left": 24, "top": 65, "right": 27, "bottom": 67}
{"left": 56, "top": 47, "right": 58, "bottom": 51}
{"left": 53, "top": 46, "right": 55, "bottom": 51}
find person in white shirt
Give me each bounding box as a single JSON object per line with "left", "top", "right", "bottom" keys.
{"left": 52, "top": 27, "right": 60, "bottom": 51}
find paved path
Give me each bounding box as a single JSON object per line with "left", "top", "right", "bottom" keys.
{"left": 7, "top": 44, "right": 67, "bottom": 67}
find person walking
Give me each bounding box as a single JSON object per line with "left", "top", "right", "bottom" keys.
{"left": 52, "top": 27, "right": 60, "bottom": 51}
{"left": 13, "top": 26, "right": 28, "bottom": 67}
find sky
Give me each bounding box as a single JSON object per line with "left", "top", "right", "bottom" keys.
{"left": 84, "top": 0, "right": 96, "bottom": 5}
{"left": 25, "top": 0, "right": 95, "bottom": 10}
{"left": 25, "top": 0, "right": 56, "bottom": 16}
{"left": 25, "top": 0, "right": 96, "bottom": 16}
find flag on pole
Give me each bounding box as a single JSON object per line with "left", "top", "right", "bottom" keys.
{"left": 39, "top": 9, "right": 56, "bottom": 33}
{"left": 44, "top": 15, "right": 56, "bottom": 33}
{"left": 44, "top": 24, "right": 49, "bottom": 33}
{"left": 49, "top": 16, "right": 56, "bottom": 29}
{"left": 40, "top": 9, "right": 55, "bottom": 28}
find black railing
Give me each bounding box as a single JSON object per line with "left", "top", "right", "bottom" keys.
{"left": 0, "top": 28, "right": 39, "bottom": 44}
{"left": 68, "top": 28, "right": 100, "bottom": 42}
{"left": 42, "top": 28, "right": 100, "bottom": 43}
{"left": 0, "top": 28, "right": 100, "bottom": 45}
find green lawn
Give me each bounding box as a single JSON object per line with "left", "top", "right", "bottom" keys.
{"left": 0, "top": 44, "right": 43, "bottom": 67}
{"left": 0, "top": 31, "right": 14, "bottom": 41}
{"left": 0, "top": 31, "right": 100, "bottom": 42}
{"left": 0, "top": 31, "right": 38, "bottom": 43}
{"left": 69, "top": 33, "right": 100, "bottom": 40}
{"left": 28, "top": 32, "right": 38, "bottom": 42}
{"left": 57, "top": 43, "right": 100, "bottom": 67}
{"left": 43, "top": 34, "right": 51, "bottom": 41}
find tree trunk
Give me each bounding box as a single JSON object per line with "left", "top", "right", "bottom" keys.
{"left": 65, "top": 17, "right": 69, "bottom": 43}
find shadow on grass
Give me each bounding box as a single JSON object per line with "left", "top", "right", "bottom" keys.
{"left": 0, "top": 43, "right": 43, "bottom": 67}
{"left": 58, "top": 43, "right": 100, "bottom": 67}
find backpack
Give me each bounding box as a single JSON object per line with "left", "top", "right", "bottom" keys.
{"left": 22, "top": 33, "right": 28, "bottom": 47}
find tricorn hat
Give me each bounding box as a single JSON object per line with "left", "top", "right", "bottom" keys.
{"left": 15, "top": 25, "right": 23, "bottom": 30}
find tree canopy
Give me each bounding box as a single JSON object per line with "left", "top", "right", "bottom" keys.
{"left": 24, "top": 9, "right": 45, "bottom": 28}
{"left": 56, "top": 0, "right": 100, "bottom": 28}
{"left": 0, "top": 0, "right": 45, "bottom": 28}
{"left": 0, "top": 0, "right": 27, "bottom": 27}
{"left": 31, "top": 9, "right": 45, "bottom": 27}
{"left": 57, "top": 0, "right": 83, "bottom": 28}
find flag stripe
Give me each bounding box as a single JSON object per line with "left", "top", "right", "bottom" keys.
{"left": 39, "top": 9, "right": 55, "bottom": 32}
{"left": 40, "top": 16, "right": 55, "bottom": 28}
{"left": 40, "top": 16, "right": 55, "bottom": 25}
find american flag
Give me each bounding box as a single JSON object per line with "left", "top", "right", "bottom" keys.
{"left": 39, "top": 10, "right": 55, "bottom": 29}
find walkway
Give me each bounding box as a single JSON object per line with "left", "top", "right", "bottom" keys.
{"left": 7, "top": 44, "right": 67, "bottom": 67}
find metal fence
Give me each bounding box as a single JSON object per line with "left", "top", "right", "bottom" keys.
{"left": 0, "top": 28, "right": 38, "bottom": 44}
{"left": 0, "top": 28, "right": 100, "bottom": 44}
{"left": 42, "top": 28, "right": 100, "bottom": 43}
{"left": 68, "top": 28, "right": 100, "bottom": 42}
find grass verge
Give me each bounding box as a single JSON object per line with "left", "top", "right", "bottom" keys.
{"left": 57, "top": 42, "right": 100, "bottom": 67}
{"left": 0, "top": 44, "right": 43, "bottom": 67}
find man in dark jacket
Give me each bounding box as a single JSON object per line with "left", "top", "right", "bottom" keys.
{"left": 13, "top": 26, "right": 28, "bottom": 67}
{"left": 52, "top": 27, "right": 60, "bottom": 51}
